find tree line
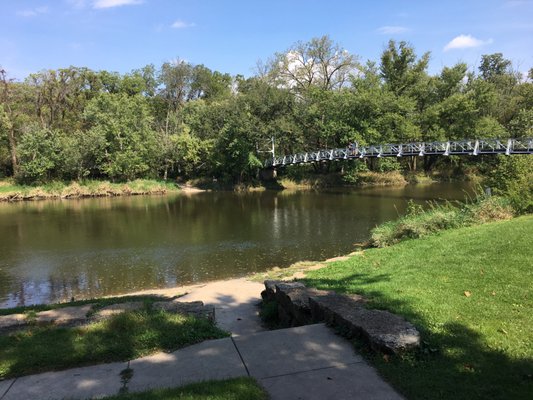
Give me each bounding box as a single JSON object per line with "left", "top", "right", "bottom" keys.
{"left": 0, "top": 36, "right": 531, "bottom": 184}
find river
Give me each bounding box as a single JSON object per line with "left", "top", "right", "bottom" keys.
{"left": 0, "top": 183, "right": 473, "bottom": 307}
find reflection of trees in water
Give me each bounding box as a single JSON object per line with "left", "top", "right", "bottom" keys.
{"left": 0, "top": 186, "right": 469, "bottom": 306}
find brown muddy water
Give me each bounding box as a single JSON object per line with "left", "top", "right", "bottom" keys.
{"left": 0, "top": 183, "right": 474, "bottom": 307}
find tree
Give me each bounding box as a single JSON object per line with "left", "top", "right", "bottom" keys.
{"left": 479, "top": 53, "right": 512, "bottom": 82}
{"left": 0, "top": 69, "right": 28, "bottom": 176}
{"left": 84, "top": 93, "right": 157, "bottom": 181}
{"left": 380, "top": 40, "right": 430, "bottom": 96}
{"left": 17, "top": 125, "right": 61, "bottom": 183}
{"left": 268, "top": 35, "right": 359, "bottom": 94}
{"left": 189, "top": 65, "right": 232, "bottom": 101}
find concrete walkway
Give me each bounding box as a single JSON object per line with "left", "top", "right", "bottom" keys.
{"left": 0, "top": 279, "right": 403, "bottom": 400}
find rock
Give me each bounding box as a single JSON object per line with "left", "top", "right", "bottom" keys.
{"left": 274, "top": 282, "right": 328, "bottom": 327}
{"left": 264, "top": 279, "right": 420, "bottom": 354}
{"left": 152, "top": 300, "right": 215, "bottom": 322}
{"left": 309, "top": 295, "right": 419, "bottom": 354}
{"left": 0, "top": 304, "right": 94, "bottom": 333}
{"left": 0, "top": 314, "right": 27, "bottom": 333}
{"left": 36, "top": 305, "right": 93, "bottom": 325}
{"left": 261, "top": 280, "right": 279, "bottom": 302}
{"left": 93, "top": 302, "right": 144, "bottom": 320}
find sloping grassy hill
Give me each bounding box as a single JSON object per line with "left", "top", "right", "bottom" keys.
{"left": 305, "top": 216, "right": 533, "bottom": 400}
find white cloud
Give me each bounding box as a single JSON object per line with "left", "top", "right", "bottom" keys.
{"left": 93, "top": 0, "right": 143, "bottom": 9}
{"left": 171, "top": 20, "right": 195, "bottom": 29}
{"left": 376, "top": 26, "right": 410, "bottom": 35}
{"left": 444, "top": 34, "right": 493, "bottom": 51}
{"left": 17, "top": 6, "right": 48, "bottom": 17}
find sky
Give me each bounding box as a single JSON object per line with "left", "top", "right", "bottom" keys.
{"left": 1, "top": 0, "right": 532, "bottom": 80}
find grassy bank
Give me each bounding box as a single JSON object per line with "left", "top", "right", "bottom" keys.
{"left": 371, "top": 196, "right": 514, "bottom": 247}
{"left": 103, "top": 377, "right": 268, "bottom": 400}
{"left": 304, "top": 216, "right": 533, "bottom": 400}
{"left": 0, "top": 179, "right": 179, "bottom": 201}
{"left": 0, "top": 305, "right": 227, "bottom": 379}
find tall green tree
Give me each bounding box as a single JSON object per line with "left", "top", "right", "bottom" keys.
{"left": 84, "top": 93, "right": 157, "bottom": 181}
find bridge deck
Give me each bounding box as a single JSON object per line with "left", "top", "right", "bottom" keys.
{"left": 265, "top": 138, "right": 533, "bottom": 168}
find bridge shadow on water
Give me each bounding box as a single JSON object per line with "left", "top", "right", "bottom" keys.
{"left": 303, "top": 272, "right": 533, "bottom": 400}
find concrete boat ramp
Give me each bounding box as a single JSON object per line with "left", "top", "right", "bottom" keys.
{"left": 0, "top": 278, "right": 403, "bottom": 400}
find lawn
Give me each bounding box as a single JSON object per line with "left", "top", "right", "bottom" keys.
{"left": 304, "top": 215, "right": 533, "bottom": 400}
{"left": 102, "top": 377, "right": 268, "bottom": 400}
{"left": 0, "top": 307, "right": 228, "bottom": 379}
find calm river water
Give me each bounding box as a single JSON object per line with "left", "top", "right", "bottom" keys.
{"left": 0, "top": 183, "right": 473, "bottom": 307}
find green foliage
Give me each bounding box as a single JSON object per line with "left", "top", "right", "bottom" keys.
{"left": 370, "top": 196, "right": 514, "bottom": 247}
{"left": 483, "top": 155, "right": 533, "bottom": 213}
{"left": 84, "top": 93, "right": 157, "bottom": 181}
{"left": 342, "top": 161, "right": 369, "bottom": 184}
{"left": 375, "top": 157, "right": 402, "bottom": 172}
{"left": 0, "top": 40, "right": 530, "bottom": 187}
{"left": 16, "top": 126, "right": 61, "bottom": 184}
{"left": 258, "top": 300, "right": 281, "bottom": 328}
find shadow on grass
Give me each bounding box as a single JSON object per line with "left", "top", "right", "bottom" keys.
{"left": 0, "top": 308, "right": 227, "bottom": 380}
{"left": 304, "top": 273, "right": 533, "bottom": 400}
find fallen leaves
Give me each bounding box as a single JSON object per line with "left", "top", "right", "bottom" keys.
{"left": 464, "top": 291, "right": 472, "bottom": 297}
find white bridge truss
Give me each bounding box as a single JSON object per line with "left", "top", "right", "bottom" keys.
{"left": 265, "top": 138, "right": 533, "bottom": 168}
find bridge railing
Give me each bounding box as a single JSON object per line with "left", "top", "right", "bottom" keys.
{"left": 265, "top": 138, "right": 533, "bottom": 167}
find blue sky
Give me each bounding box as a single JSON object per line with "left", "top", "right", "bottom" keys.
{"left": 1, "top": 0, "right": 532, "bottom": 80}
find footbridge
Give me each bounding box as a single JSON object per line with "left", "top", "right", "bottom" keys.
{"left": 264, "top": 137, "right": 533, "bottom": 168}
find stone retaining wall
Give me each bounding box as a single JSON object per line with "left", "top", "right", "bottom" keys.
{"left": 262, "top": 280, "right": 420, "bottom": 354}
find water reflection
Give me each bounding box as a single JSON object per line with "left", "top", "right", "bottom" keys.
{"left": 0, "top": 183, "right": 473, "bottom": 307}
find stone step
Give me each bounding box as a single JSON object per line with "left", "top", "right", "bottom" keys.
{"left": 309, "top": 294, "right": 420, "bottom": 354}
{"left": 264, "top": 280, "right": 420, "bottom": 354}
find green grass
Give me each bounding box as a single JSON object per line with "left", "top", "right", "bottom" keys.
{"left": 304, "top": 216, "right": 533, "bottom": 400}
{"left": 103, "top": 377, "right": 268, "bottom": 400}
{"left": 0, "top": 307, "right": 228, "bottom": 379}
{"left": 370, "top": 196, "right": 514, "bottom": 247}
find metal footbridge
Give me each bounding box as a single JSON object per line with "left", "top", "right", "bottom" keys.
{"left": 264, "top": 137, "right": 533, "bottom": 168}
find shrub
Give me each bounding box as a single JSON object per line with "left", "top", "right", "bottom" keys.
{"left": 370, "top": 196, "right": 515, "bottom": 247}
{"left": 482, "top": 155, "right": 533, "bottom": 214}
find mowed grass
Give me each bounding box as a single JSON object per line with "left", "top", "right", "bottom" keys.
{"left": 0, "top": 308, "right": 228, "bottom": 379}
{"left": 304, "top": 216, "right": 533, "bottom": 400}
{"left": 102, "top": 377, "right": 268, "bottom": 400}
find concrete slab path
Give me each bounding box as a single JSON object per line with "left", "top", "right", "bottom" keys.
{"left": 0, "top": 323, "right": 403, "bottom": 400}
{"left": 2, "top": 362, "right": 127, "bottom": 400}
{"left": 178, "top": 278, "right": 265, "bottom": 336}
{"left": 127, "top": 338, "right": 247, "bottom": 393}
{"left": 0, "top": 279, "right": 403, "bottom": 400}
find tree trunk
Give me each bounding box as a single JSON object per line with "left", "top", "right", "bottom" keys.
{"left": 7, "top": 127, "right": 18, "bottom": 175}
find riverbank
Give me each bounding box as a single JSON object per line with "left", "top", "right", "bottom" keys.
{"left": 0, "top": 179, "right": 180, "bottom": 202}
{"left": 301, "top": 216, "right": 533, "bottom": 400}
{"left": 1, "top": 213, "right": 530, "bottom": 398}
{"left": 0, "top": 170, "right": 478, "bottom": 202}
